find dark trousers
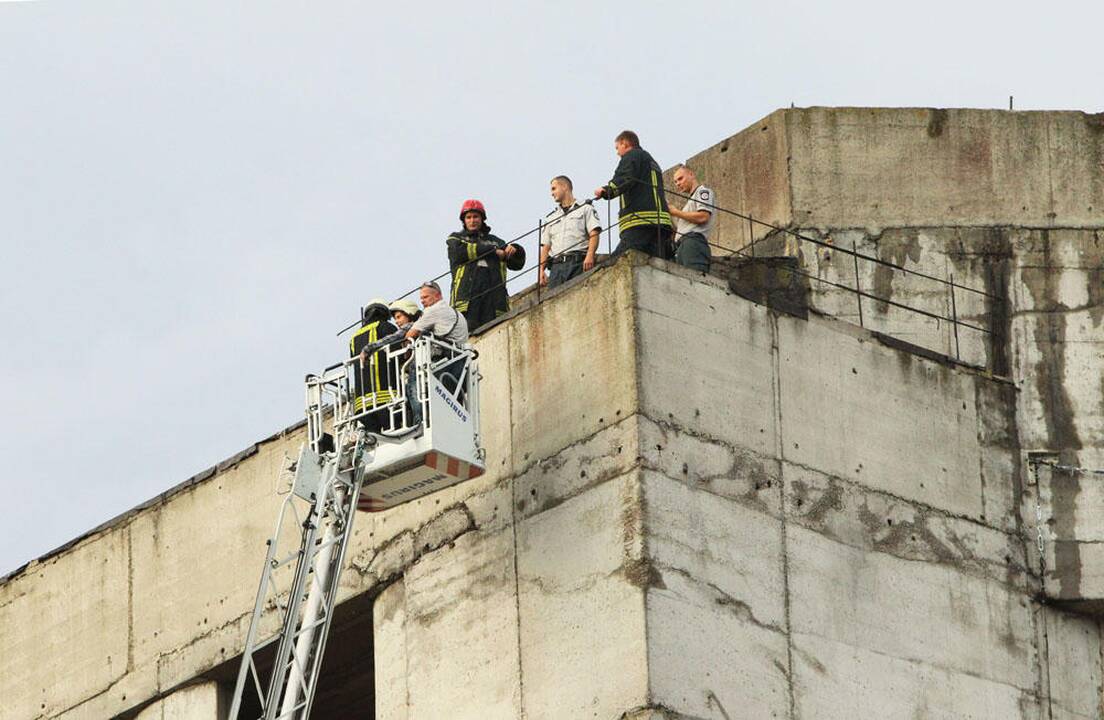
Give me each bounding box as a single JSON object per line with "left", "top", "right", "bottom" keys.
{"left": 359, "top": 409, "right": 390, "bottom": 435}
{"left": 675, "top": 232, "right": 712, "bottom": 272}
{"left": 614, "top": 225, "right": 673, "bottom": 260}
{"left": 461, "top": 285, "right": 507, "bottom": 331}
{"left": 548, "top": 255, "right": 585, "bottom": 288}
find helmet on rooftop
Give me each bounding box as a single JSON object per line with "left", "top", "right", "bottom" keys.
{"left": 459, "top": 199, "right": 486, "bottom": 221}
{"left": 389, "top": 299, "right": 421, "bottom": 319}
{"left": 361, "top": 298, "right": 390, "bottom": 324}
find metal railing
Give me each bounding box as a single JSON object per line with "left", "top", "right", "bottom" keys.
{"left": 305, "top": 335, "right": 477, "bottom": 450}
{"left": 337, "top": 183, "right": 1006, "bottom": 371}
{"left": 661, "top": 186, "right": 1003, "bottom": 363}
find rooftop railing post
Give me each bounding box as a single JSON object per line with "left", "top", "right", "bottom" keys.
{"left": 606, "top": 199, "right": 612, "bottom": 256}
{"left": 536, "top": 218, "right": 542, "bottom": 305}
{"left": 949, "top": 273, "right": 961, "bottom": 360}
{"left": 852, "top": 241, "right": 864, "bottom": 328}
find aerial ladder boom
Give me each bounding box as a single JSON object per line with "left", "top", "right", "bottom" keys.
{"left": 229, "top": 336, "right": 484, "bottom": 719}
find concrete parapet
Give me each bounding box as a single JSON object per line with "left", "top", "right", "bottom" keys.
{"left": 678, "top": 107, "right": 1104, "bottom": 241}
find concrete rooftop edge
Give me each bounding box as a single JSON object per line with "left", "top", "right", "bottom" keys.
{"left": 1, "top": 245, "right": 1023, "bottom": 586}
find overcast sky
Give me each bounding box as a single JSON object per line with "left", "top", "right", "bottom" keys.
{"left": 1, "top": 0, "right": 1100, "bottom": 575}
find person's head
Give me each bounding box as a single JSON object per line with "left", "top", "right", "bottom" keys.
{"left": 419, "top": 281, "right": 443, "bottom": 308}
{"left": 361, "top": 298, "right": 390, "bottom": 326}
{"left": 673, "top": 164, "right": 697, "bottom": 193}
{"left": 389, "top": 298, "right": 421, "bottom": 326}
{"left": 459, "top": 199, "right": 487, "bottom": 232}
{"left": 614, "top": 129, "right": 639, "bottom": 157}
{"left": 550, "top": 175, "right": 573, "bottom": 206}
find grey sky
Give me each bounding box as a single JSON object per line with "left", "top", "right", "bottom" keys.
{"left": 1, "top": 0, "right": 1099, "bottom": 575}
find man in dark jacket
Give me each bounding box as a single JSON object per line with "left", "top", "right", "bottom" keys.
{"left": 349, "top": 299, "right": 399, "bottom": 434}
{"left": 594, "top": 130, "right": 674, "bottom": 260}
{"left": 447, "top": 199, "right": 517, "bottom": 331}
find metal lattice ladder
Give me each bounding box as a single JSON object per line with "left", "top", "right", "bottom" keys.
{"left": 228, "top": 336, "right": 485, "bottom": 719}
{"left": 228, "top": 431, "right": 369, "bottom": 720}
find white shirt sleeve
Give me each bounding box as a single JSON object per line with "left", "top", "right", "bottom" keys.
{"left": 412, "top": 306, "right": 439, "bottom": 335}
{"left": 585, "top": 205, "right": 601, "bottom": 236}
{"left": 694, "top": 186, "right": 714, "bottom": 215}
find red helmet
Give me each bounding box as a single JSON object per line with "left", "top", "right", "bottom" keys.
{"left": 459, "top": 199, "right": 486, "bottom": 221}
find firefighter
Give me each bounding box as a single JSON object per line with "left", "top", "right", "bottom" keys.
{"left": 447, "top": 199, "right": 519, "bottom": 331}
{"left": 593, "top": 130, "right": 674, "bottom": 260}
{"left": 356, "top": 299, "right": 423, "bottom": 432}
{"left": 349, "top": 299, "right": 399, "bottom": 434}
{"left": 356, "top": 298, "right": 423, "bottom": 361}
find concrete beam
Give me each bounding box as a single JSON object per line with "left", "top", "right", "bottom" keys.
{"left": 133, "top": 682, "right": 225, "bottom": 720}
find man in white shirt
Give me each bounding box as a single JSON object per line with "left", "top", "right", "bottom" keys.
{"left": 403, "top": 281, "right": 470, "bottom": 425}
{"left": 407, "top": 281, "right": 469, "bottom": 346}
{"left": 668, "top": 165, "right": 714, "bottom": 273}
{"left": 539, "top": 175, "right": 601, "bottom": 288}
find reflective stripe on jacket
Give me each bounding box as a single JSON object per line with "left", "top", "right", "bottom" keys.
{"left": 602, "top": 146, "right": 673, "bottom": 232}
{"left": 350, "top": 320, "right": 398, "bottom": 411}
{"left": 446, "top": 226, "right": 509, "bottom": 315}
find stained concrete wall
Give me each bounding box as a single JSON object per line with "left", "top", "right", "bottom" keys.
{"left": 2, "top": 254, "right": 1101, "bottom": 720}
{"left": 133, "top": 683, "right": 225, "bottom": 720}
{"left": 678, "top": 108, "right": 1104, "bottom": 243}
{"left": 629, "top": 260, "right": 1101, "bottom": 719}
{"left": 677, "top": 108, "right": 1104, "bottom": 607}
{"left": 0, "top": 426, "right": 305, "bottom": 720}
{"left": 0, "top": 258, "right": 641, "bottom": 720}
{"left": 3, "top": 105, "right": 1102, "bottom": 718}
{"left": 1029, "top": 462, "right": 1104, "bottom": 609}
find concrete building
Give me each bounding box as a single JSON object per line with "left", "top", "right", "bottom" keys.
{"left": 2, "top": 108, "right": 1101, "bottom": 720}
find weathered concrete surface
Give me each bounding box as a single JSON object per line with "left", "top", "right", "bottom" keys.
{"left": 682, "top": 108, "right": 1104, "bottom": 237}
{"left": 681, "top": 108, "right": 1103, "bottom": 609}
{"left": 1011, "top": 229, "right": 1104, "bottom": 469}
{"left": 748, "top": 226, "right": 1103, "bottom": 468}
{"left": 133, "top": 682, "right": 225, "bottom": 720}
{"left": 0, "top": 526, "right": 130, "bottom": 720}
{"left": 1, "top": 228, "right": 1101, "bottom": 719}
{"left": 373, "top": 582, "right": 408, "bottom": 720}
{"left": 1042, "top": 606, "right": 1104, "bottom": 719}
{"left": 779, "top": 313, "right": 985, "bottom": 520}
{"left": 641, "top": 470, "right": 790, "bottom": 719}
{"left": 507, "top": 260, "right": 639, "bottom": 471}
{"left": 517, "top": 470, "right": 649, "bottom": 719}
{"left": 630, "top": 260, "right": 1100, "bottom": 720}
{"left": 666, "top": 108, "right": 793, "bottom": 255}
{"left": 394, "top": 526, "right": 522, "bottom": 719}
{"left": 1028, "top": 462, "right": 1104, "bottom": 607}
{"left": 0, "top": 426, "right": 307, "bottom": 720}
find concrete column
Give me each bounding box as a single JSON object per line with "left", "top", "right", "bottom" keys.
{"left": 373, "top": 581, "right": 409, "bottom": 720}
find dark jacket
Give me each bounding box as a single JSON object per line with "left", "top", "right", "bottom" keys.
{"left": 446, "top": 225, "right": 508, "bottom": 314}
{"left": 357, "top": 322, "right": 414, "bottom": 357}
{"left": 349, "top": 319, "right": 399, "bottom": 412}
{"left": 602, "top": 146, "right": 673, "bottom": 232}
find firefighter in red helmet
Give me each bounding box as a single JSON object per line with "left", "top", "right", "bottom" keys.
{"left": 446, "top": 199, "right": 522, "bottom": 331}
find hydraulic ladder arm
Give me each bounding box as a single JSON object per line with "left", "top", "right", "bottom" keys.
{"left": 229, "top": 337, "right": 484, "bottom": 720}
